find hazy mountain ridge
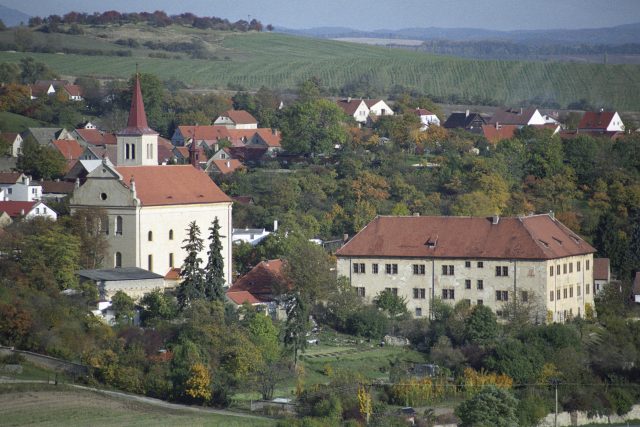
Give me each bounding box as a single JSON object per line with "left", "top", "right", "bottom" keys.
{"left": 0, "top": 4, "right": 30, "bottom": 27}
{"left": 278, "top": 22, "right": 640, "bottom": 46}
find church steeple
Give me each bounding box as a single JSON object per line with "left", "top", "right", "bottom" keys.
{"left": 116, "top": 72, "right": 158, "bottom": 166}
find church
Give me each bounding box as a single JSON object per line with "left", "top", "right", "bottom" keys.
{"left": 70, "top": 76, "right": 232, "bottom": 285}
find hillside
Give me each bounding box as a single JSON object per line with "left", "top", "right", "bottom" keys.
{"left": 1, "top": 23, "right": 640, "bottom": 109}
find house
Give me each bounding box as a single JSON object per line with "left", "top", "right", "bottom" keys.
{"left": 51, "top": 139, "right": 84, "bottom": 172}
{"left": 593, "top": 258, "right": 611, "bottom": 294}
{"left": 22, "top": 128, "right": 74, "bottom": 146}
{"left": 29, "top": 80, "right": 83, "bottom": 101}
{"left": 578, "top": 111, "right": 625, "bottom": 133}
{"left": 226, "top": 259, "right": 287, "bottom": 319}
{"left": 214, "top": 110, "right": 258, "bottom": 130}
{"left": 64, "top": 159, "right": 105, "bottom": 183}
{"left": 172, "top": 143, "right": 206, "bottom": 167}
{"left": 211, "top": 147, "right": 234, "bottom": 161}
{"left": 77, "top": 267, "right": 169, "bottom": 301}
{"left": 0, "top": 173, "right": 42, "bottom": 202}
{"left": 364, "top": 99, "right": 394, "bottom": 117}
{"left": 206, "top": 159, "right": 245, "bottom": 176}
{"left": 443, "top": 110, "right": 486, "bottom": 132}
{"left": 73, "top": 128, "right": 117, "bottom": 147}
{"left": 488, "top": 108, "right": 546, "bottom": 127}
{"left": 232, "top": 221, "right": 277, "bottom": 246}
{"left": 69, "top": 76, "right": 233, "bottom": 283}
{"left": 1, "top": 133, "right": 23, "bottom": 157}
{"left": 414, "top": 108, "right": 440, "bottom": 130}
{"left": 336, "top": 214, "right": 596, "bottom": 323}
{"left": 336, "top": 98, "right": 370, "bottom": 124}
{"left": 40, "top": 180, "right": 76, "bottom": 202}
{"left": 481, "top": 124, "right": 520, "bottom": 144}
{"left": 0, "top": 200, "right": 57, "bottom": 220}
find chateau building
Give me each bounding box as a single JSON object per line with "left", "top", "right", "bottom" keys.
{"left": 70, "top": 76, "right": 232, "bottom": 284}
{"left": 336, "top": 214, "right": 595, "bottom": 323}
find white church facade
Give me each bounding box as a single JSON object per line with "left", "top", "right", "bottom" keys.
{"left": 70, "top": 76, "right": 233, "bottom": 285}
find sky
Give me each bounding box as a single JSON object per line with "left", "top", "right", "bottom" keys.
{"left": 3, "top": 0, "right": 640, "bottom": 31}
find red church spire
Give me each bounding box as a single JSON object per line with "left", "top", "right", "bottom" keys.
{"left": 118, "top": 73, "right": 157, "bottom": 136}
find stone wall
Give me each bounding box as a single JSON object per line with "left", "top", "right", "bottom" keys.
{"left": 538, "top": 404, "right": 640, "bottom": 426}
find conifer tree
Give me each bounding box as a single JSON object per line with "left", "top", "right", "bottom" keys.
{"left": 204, "top": 217, "right": 225, "bottom": 302}
{"left": 178, "top": 221, "right": 205, "bottom": 309}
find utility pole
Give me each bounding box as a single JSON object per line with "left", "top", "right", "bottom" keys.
{"left": 550, "top": 378, "right": 560, "bottom": 427}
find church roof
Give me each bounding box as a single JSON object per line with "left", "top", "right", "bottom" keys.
{"left": 116, "top": 165, "right": 231, "bottom": 206}
{"left": 118, "top": 76, "right": 157, "bottom": 136}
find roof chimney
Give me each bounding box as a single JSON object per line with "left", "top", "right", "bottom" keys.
{"left": 492, "top": 215, "right": 500, "bottom": 225}
{"left": 226, "top": 160, "right": 231, "bottom": 168}
{"left": 347, "top": 97, "right": 352, "bottom": 103}
{"left": 549, "top": 210, "right": 555, "bottom": 220}
{"left": 274, "top": 219, "right": 278, "bottom": 232}
{"left": 343, "top": 233, "right": 349, "bottom": 242}
{"left": 465, "top": 109, "right": 469, "bottom": 117}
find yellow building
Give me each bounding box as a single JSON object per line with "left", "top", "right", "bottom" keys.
{"left": 336, "top": 214, "right": 595, "bottom": 323}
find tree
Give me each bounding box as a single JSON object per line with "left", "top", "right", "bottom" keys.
{"left": 455, "top": 385, "right": 518, "bottom": 427}
{"left": 139, "top": 289, "right": 177, "bottom": 325}
{"left": 17, "top": 137, "right": 66, "bottom": 180}
{"left": 178, "top": 221, "right": 205, "bottom": 309}
{"left": 185, "top": 362, "right": 212, "bottom": 403}
{"left": 283, "top": 238, "right": 335, "bottom": 304}
{"left": 374, "top": 289, "right": 408, "bottom": 319}
{"left": 464, "top": 305, "right": 498, "bottom": 345}
{"left": 19, "top": 57, "right": 56, "bottom": 84}
{"left": 68, "top": 207, "right": 109, "bottom": 269}
{"left": 111, "top": 290, "right": 135, "bottom": 325}
{"left": 283, "top": 293, "right": 310, "bottom": 366}
{"left": 0, "top": 63, "right": 20, "bottom": 84}
{"left": 204, "top": 218, "right": 225, "bottom": 302}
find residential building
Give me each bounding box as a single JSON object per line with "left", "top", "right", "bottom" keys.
{"left": 336, "top": 98, "right": 370, "bottom": 124}
{"left": 226, "top": 259, "right": 287, "bottom": 319}
{"left": 232, "top": 221, "right": 277, "bottom": 246}
{"left": 488, "top": 108, "right": 546, "bottom": 127}
{"left": 22, "top": 128, "right": 74, "bottom": 146}
{"left": 593, "top": 258, "right": 611, "bottom": 294}
{"left": 443, "top": 110, "right": 486, "bottom": 132}
{"left": 73, "top": 128, "right": 117, "bottom": 147}
{"left": 1, "top": 133, "right": 23, "bottom": 157}
{"left": 336, "top": 214, "right": 595, "bottom": 323}
{"left": 0, "top": 200, "right": 57, "bottom": 220}
{"left": 214, "top": 110, "right": 258, "bottom": 129}
{"left": 29, "top": 80, "right": 83, "bottom": 101}
{"left": 70, "top": 76, "right": 233, "bottom": 282}
{"left": 364, "top": 99, "right": 394, "bottom": 117}
{"left": 0, "top": 173, "right": 41, "bottom": 202}
{"left": 40, "top": 180, "right": 76, "bottom": 203}
{"left": 206, "top": 159, "right": 245, "bottom": 176}
{"left": 578, "top": 111, "right": 625, "bottom": 133}
{"left": 414, "top": 108, "right": 440, "bottom": 130}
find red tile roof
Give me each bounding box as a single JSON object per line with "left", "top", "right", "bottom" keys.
{"left": 115, "top": 165, "right": 231, "bottom": 206}
{"left": 228, "top": 259, "right": 287, "bottom": 301}
{"left": 63, "top": 84, "right": 83, "bottom": 97}
{"left": 337, "top": 99, "right": 366, "bottom": 116}
{"left": 119, "top": 76, "right": 157, "bottom": 136}
{"left": 254, "top": 128, "right": 282, "bottom": 148}
{"left": 51, "top": 139, "right": 83, "bottom": 160}
{"left": 364, "top": 99, "right": 383, "bottom": 108}
{"left": 482, "top": 124, "right": 519, "bottom": 144}
{"left": 178, "top": 125, "right": 231, "bottom": 142}
{"left": 226, "top": 290, "right": 262, "bottom": 305}
{"left": 593, "top": 258, "right": 610, "bottom": 281}
{"left": 165, "top": 267, "right": 181, "bottom": 280}
{"left": 0, "top": 172, "right": 23, "bottom": 184}
{"left": 488, "top": 108, "right": 538, "bottom": 126}
{"left": 75, "top": 129, "right": 117, "bottom": 146}
{"left": 0, "top": 201, "right": 36, "bottom": 218}
{"left": 578, "top": 111, "right": 616, "bottom": 130}
{"left": 415, "top": 108, "right": 435, "bottom": 116}
{"left": 0, "top": 132, "right": 19, "bottom": 143}
{"left": 224, "top": 110, "right": 257, "bottom": 125}
{"left": 336, "top": 215, "right": 595, "bottom": 260}
{"left": 210, "top": 159, "right": 245, "bottom": 175}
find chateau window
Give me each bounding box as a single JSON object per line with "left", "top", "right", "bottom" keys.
{"left": 496, "top": 266, "right": 509, "bottom": 277}
{"left": 577, "top": 261, "right": 581, "bottom": 272}
{"left": 563, "top": 288, "right": 567, "bottom": 299}
{"left": 415, "top": 307, "right": 423, "bottom": 317}
{"left": 442, "top": 265, "right": 454, "bottom": 275}
{"left": 569, "top": 263, "right": 573, "bottom": 273}
{"left": 477, "top": 261, "right": 484, "bottom": 268}
{"left": 477, "top": 280, "right": 484, "bottom": 290}
{"left": 353, "top": 263, "right": 365, "bottom": 274}
{"left": 586, "top": 260, "right": 590, "bottom": 270}
{"left": 586, "top": 284, "right": 590, "bottom": 295}
{"left": 355, "top": 287, "right": 365, "bottom": 297}
{"left": 477, "top": 299, "right": 483, "bottom": 305}
{"left": 556, "top": 289, "right": 561, "bottom": 300}
{"left": 577, "top": 285, "right": 581, "bottom": 297}
{"left": 465, "top": 279, "right": 471, "bottom": 289}
{"left": 563, "top": 264, "right": 567, "bottom": 274}
{"left": 146, "top": 144, "right": 153, "bottom": 159}
{"left": 556, "top": 265, "right": 560, "bottom": 275}
{"left": 148, "top": 231, "right": 153, "bottom": 241}
{"left": 169, "top": 229, "right": 174, "bottom": 240}
{"left": 413, "top": 288, "right": 426, "bottom": 299}
{"left": 413, "top": 264, "right": 425, "bottom": 275}
{"left": 550, "top": 266, "right": 554, "bottom": 277}
{"left": 148, "top": 254, "right": 153, "bottom": 271}
{"left": 550, "top": 290, "right": 554, "bottom": 301}
{"left": 115, "top": 252, "right": 122, "bottom": 268}
{"left": 386, "top": 264, "right": 398, "bottom": 274}
{"left": 569, "top": 287, "right": 573, "bottom": 298}
{"left": 372, "top": 263, "right": 378, "bottom": 274}
{"left": 465, "top": 261, "right": 471, "bottom": 268}
{"left": 496, "top": 290, "right": 509, "bottom": 301}
{"left": 442, "top": 289, "right": 455, "bottom": 300}
{"left": 521, "top": 291, "right": 528, "bottom": 303}
{"left": 385, "top": 287, "right": 398, "bottom": 296}
{"left": 116, "top": 216, "right": 123, "bottom": 235}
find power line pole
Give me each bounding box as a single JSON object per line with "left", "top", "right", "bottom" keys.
{"left": 550, "top": 377, "right": 560, "bottom": 427}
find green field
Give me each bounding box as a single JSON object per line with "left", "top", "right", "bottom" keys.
{"left": 1, "top": 24, "right": 640, "bottom": 110}
{"left": 0, "top": 385, "right": 275, "bottom": 427}
{"left": 0, "top": 111, "right": 43, "bottom": 132}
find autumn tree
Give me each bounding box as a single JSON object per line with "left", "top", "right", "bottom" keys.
{"left": 178, "top": 221, "right": 205, "bottom": 309}
{"left": 204, "top": 217, "right": 225, "bottom": 302}
{"left": 185, "top": 362, "right": 212, "bottom": 403}
{"left": 17, "top": 137, "right": 66, "bottom": 180}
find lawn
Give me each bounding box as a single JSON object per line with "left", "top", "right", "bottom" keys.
{"left": 1, "top": 24, "right": 640, "bottom": 110}
{"left": 0, "top": 385, "right": 275, "bottom": 427}
{"left": 0, "top": 111, "right": 43, "bottom": 133}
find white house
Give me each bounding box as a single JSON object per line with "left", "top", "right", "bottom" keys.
{"left": 214, "top": 110, "right": 258, "bottom": 130}
{"left": 0, "top": 200, "right": 57, "bottom": 220}
{"left": 489, "top": 108, "right": 546, "bottom": 127}
{"left": 578, "top": 111, "right": 625, "bottom": 132}
{"left": 593, "top": 258, "right": 611, "bottom": 294}
{"left": 414, "top": 108, "right": 441, "bottom": 130}
{"left": 70, "top": 76, "right": 233, "bottom": 283}
{"left": 1, "top": 133, "right": 23, "bottom": 157}
{"left": 78, "top": 267, "right": 169, "bottom": 301}
{"left": 364, "top": 99, "right": 394, "bottom": 117}
{"left": 0, "top": 173, "right": 42, "bottom": 202}
{"left": 337, "top": 99, "right": 370, "bottom": 124}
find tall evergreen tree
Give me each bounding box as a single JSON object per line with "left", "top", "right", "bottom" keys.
{"left": 178, "top": 221, "right": 205, "bottom": 309}
{"left": 204, "top": 217, "right": 225, "bottom": 302}
{"left": 283, "top": 293, "right": 310, "bottom": 366}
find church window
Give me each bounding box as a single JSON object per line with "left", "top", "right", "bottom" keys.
{"left": 115, "top": 252, "right": 122, "bottom": 268}
{"left": 169, "top": 253, "right": 174, "bottom": 268}
{"left": 131, "top": 144, "right": 136, "bottom": 159}
{"left": 148, "top": 254, "right": 153, "bottom": 271}
{"left": 100, "top": 193, "right": 107, "bottom": 200}
{"left": 148, "top": 231, "right": 153, "bottom": 241}
{"left": 125, "top": 144, "right": 130, "bottom": 159}
{"left": 169, "top": 229, "right": 174, "bottom": 240}
{"left": 116, "top": 216, "right": 123, "bottom": 235}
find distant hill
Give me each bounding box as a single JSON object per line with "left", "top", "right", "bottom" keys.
{"left": 0, "top": 4, "right": 30, "bottom": 27}
{"left": 279, "top": 22, "right": 640, "bottom": 46}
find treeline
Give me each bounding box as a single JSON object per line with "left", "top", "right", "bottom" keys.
{"left": 27, "top": 10, "right": 267, "bottom": 32}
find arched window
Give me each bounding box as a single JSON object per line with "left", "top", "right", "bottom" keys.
{"left": 116, "top": 216, "right": 123, "bottom": 235}
{"left": 148, "top": 230, "right": 153, "bottom": 241}
{"left": 169, "top": 253, "right": 174, "bottom": 268}
{"left": 169, "top": 229, "right": 174, "bottom": 240}
{"left": 115, "top": 252, "right": 122, "bottom": 268}
{"left": 131, "top": 144, "right": 136, "bottom": 159}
